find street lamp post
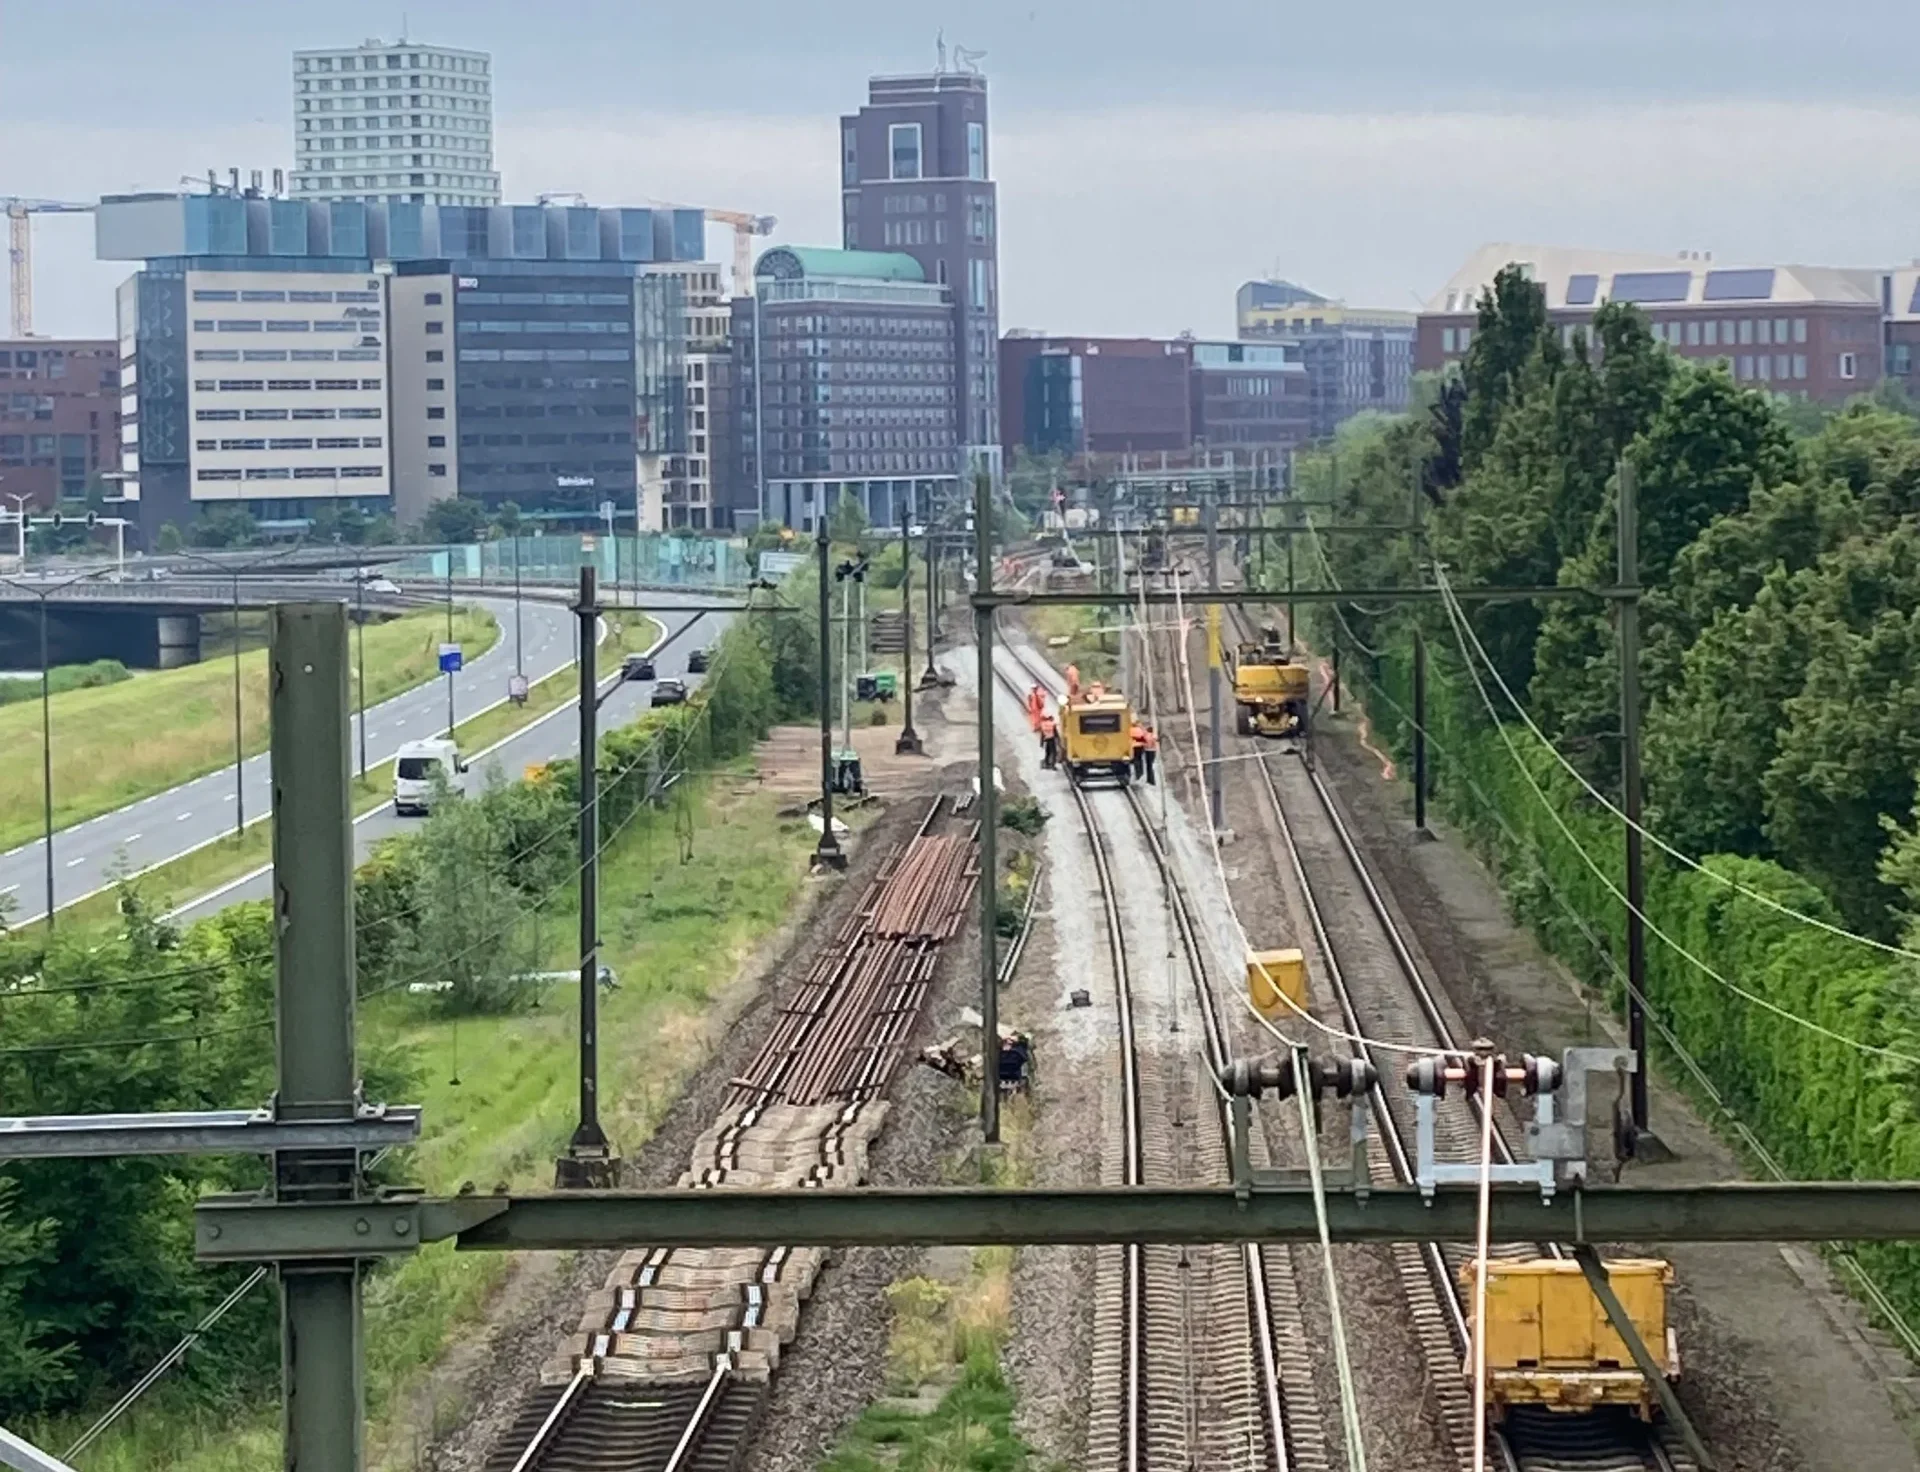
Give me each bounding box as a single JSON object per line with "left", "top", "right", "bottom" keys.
{"left": 230, "top": 571, "right": 245, "bottom": 834}
{"left": 38, "top": 597, "right": 52, "bottom": 927}
{"left": 512, "top": 533, "right": 525, "bottom": 680}
{"left": 444, "top": 550, "right": 455, "bottom": 738}
{"left": 355, "top": 570, "right": 368, "bottom": 781}
{"left": 896, "top": 494, "right": 921, "bottom": 755}
{"left": 812, "top": 523, "right": 845, "bottom": 871}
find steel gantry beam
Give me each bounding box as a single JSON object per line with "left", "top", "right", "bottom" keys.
{"left": 973, "top": 585, "right": 1624, "bottom": 609}
{"left": 191, "top": 1181, "right": 1920, "bottom": 1263}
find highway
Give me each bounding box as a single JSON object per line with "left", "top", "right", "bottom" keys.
{"left": 164, "top": 596, "right": 727, "bottom": 925}
{"left": 0, "top": 591, "right": 717, "bottom": 927}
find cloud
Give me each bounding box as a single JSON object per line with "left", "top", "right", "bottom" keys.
{"left": 21, "top": 100, "right": 1920, "bottom": 346}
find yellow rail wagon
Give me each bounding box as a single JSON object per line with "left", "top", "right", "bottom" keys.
{"left": 1061, "top": 689, "right": 1135, "bottom": 787}
{"left": 1463, "top": 1258, "right": 1679, "bottom": 1422}
{"left": 1231, "top": 633, "right": 1310, "bottom": 738}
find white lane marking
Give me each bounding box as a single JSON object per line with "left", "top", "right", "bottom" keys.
{"left": 66, "top": 856, "right": 85, "bottom": 868}
{"left": 224, "top": 794, "right": 236, "bottom": 802}
{"left": 177, "top": 811, "right": 194, "bottom": 821}
{"left": 0, "top": 884, "right": 16, "bottom": 896}
{"left": 124, "top": 833, "right": 142, "bottom": 843}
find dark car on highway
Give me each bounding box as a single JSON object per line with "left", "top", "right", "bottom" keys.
{"left": 622, "top": 653, "right": 656, "bottom": 681}
{"left": 650, "top": 677, "right": 687, "bottom": 707}
{"left": 686, "top": 647, "right": 710, "bottom": 673}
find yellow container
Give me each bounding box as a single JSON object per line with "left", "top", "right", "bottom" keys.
{"left": 1247, "top": 948, "right": 1307, "bottom": 1017}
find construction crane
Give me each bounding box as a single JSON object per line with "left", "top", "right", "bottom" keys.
{"left": 704, "top": 209, "right": 778, "bottom": 298}
{"left": 4, "top": 197, "right": 96, "bottom": 338}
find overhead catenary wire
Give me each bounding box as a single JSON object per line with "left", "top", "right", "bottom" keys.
{"left": 1314, "top": 578, "right": 1920, "bottom": 1364}
{"left": 0, "top": 1016, "right": 273, "bottom": 1057}
{"left": 1432, "top": 564, "right": 1920, "bottom": 965}
{"left": 62, "top": 1267, "right": 271, "bottom": 1460}
{"left": 1158, "top": 558, "right": 1446, "bottom": 1061}
{"left": 1434, "top": 569, "right": 1920, "bottom": 1069}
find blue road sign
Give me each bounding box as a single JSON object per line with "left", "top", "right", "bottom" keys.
{"left": 438, "top": 643, "right": 463, "bottom": 674}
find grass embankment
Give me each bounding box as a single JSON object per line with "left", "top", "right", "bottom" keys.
{"left": 0, "top": 606, "right": 497, "bottom": 851}
{"left": 40, "top": 616, "right": 662, "bottom": 935}
{"left": 818, "top": 1098, "right": 1052, "bottom": 1472}
{"left": 1017, "top": 604, "right": 1122, "bottom": 691}
{"left": 38, "top": 771, "right": 810, "bottom": 1471}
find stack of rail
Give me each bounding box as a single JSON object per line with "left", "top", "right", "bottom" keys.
{"left": 486, "top": 805, "right": 979, "bottom": 1472}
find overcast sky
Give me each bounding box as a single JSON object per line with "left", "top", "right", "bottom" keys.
{"left": 8, "top": 0, "right": 1920, "bottom": 340}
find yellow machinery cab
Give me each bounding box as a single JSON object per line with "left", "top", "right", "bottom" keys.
{"left": 1232, "top": 636, "right": 1310, "bottom": 738}
{"left": 1061, "top": 689, "right": 1135, "bottom": 787}
{"left": 1464, "top": 1258, "right": 1679, "bottom": 1423}
{"left": 1247, "top": 948, "right": 1308, "bottom": 1018}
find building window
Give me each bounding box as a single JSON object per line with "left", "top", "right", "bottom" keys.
{"left": 426, "top": 349, "right": 444, "bottom": 362}
{"left": 1774, "top": 319, "right": 1789, "bottom": 344}
{"left": 1757, "top": 355, "right": 1772, "bottom": 381}
{"left": 428, "top": 434, "right": 446, "bottom": 447}
{"left": 1441, "top": 327, "right": 1458, "bottom": 353}
{"left": 428, "top": 463, "right": 447, "bottom": 476}
{"left": 1458, "top": 326, "right": 1472, "bottom": 349}
{"left": 1794, "top": 318, "right": 1808, "bottom": 344}
{"left": 1703, "top": 320, "right": 1718, "bottom": 346}
{"left": 1839, "top": 352, "right": 1858, "bottom": 380}
{"left": 1756, "top": 319, "right": 1771, "bottom": 346}
{"left": 842, "top": 127, "right": 858, "bottom": 186}
{"left": 967, "top": 121, "right": 986, "bottom": 180}
{"left": 426, "top": 320, "right": 444, "bottom": 334}
{"left": 1892, "top": 344, "right": 1913, "bottom": 377}
{"left": 1737, "top": 355, "right": 1753, "bottom": 379}
{"left": 1685, "top": 320, "right": 1701, "bottom": 346}
{"left": 1739, "top": 319, "right": 1754, "bottom": 345}
{"left": 889, "top": 122, "right": 922, "bottom": 180}
{"left": 426, "top": 377, "right": 444, "bottom": 390}
{"left": 427, "top": 405, "right": 446, "bottom": 419}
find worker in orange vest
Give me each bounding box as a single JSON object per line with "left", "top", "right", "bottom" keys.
{"left": 1026, "top": 683, "right": 1046, "bottom": 732}
{"left": 1140, "top": 723, "right": 1159, "bottom": 786}
{"left": 1038, "top": 711, "right": 1060, "bottom": 769}
{"left": 1130, "top": 719, "right": 1149, "bottom": 780}
{"left": 1065, "top": 663, "right": 1080, "bottom": 702}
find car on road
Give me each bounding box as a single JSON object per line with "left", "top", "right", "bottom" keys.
{"left": 363, "top": 576, "right": 400, "bottom": 595}
{"left": 393, "top": 738, "right": 468, "bottom": 816}
{"left": 686, "top": 647, "right": 709, "bottom": 673}
{"left": 622, "top": 653, "right": 656, "bottom": 681}
{"left": 650, "top": 678, "right": 687, "bottom": 707}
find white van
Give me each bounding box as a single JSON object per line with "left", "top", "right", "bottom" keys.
{"left": 393, "top": 738, "right": 467, "bottom": 816}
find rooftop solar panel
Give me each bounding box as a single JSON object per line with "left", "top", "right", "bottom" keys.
{"left": 1565, "top": 273, "right": 1599, "bottom": 307}
{"left": 1611, "top": 271, "right": 1693, "bottom": 304}
{"left": 1703, "top": 268, "right": 1777, "bottom": 302}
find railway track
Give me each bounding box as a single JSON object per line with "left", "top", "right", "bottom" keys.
{"left": 485, "top": 798, "right": 979, "bottom": 1472}
{"left": 1203, "top": 598, "right": 1691, "bottom": 1472}
{"left": 996, "top": 641, "right": 1324, "bottom": 1472}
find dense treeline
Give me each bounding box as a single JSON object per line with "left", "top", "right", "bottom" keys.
{"left": 1287, "top": 267, "right": 1920, "bottom": 1315}
{"left": 0, "top": 597, "right": 815, "bottom": 1421}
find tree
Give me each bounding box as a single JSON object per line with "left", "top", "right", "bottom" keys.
{"left": 155, "top": 521, "right": 184, "bottom": 554}
{"left": 827, "top": 488, "right": 869, "bottom": 544}
{"left": 188, "top": 506, "right": 260, "bottom": 548}
{"left": 0, "top": 1179, "right": 72, "bottom": 1413}
{"left": 420, "top": 495, "right": 487, "bottom": 545}
{"left": 1460, "top": 264, "right": 1552, "bottom": 471}
{"left": 493, "top": 500, "right": 524, "bottom": 536}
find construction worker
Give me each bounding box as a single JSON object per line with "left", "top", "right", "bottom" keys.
{"left": 1039, "top": 710, "right": 1060, "bottom": 770}
{"left": 1026, "top": 682, "right": 1046, "bottom": 732}
{"left": 1140, "top": 723, "right": 1159, "bottom": 786}
{"left": 1065, "top": 663, "right": 1081, "bottom": 703}
{"left": 1130, "top": 718, "right": 1149, "bottom": 780}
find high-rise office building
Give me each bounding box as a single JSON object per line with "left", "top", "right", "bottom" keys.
{"left": 840, "top": 67, "right": 999, "bottom": 478}
{"left": 291, "top": 38, "right": 500, "bottom": 207}
{"left": 97, "top": 193, "right": 706, "bottom": 539}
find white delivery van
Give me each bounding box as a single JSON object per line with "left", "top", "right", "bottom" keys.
{"left": 393, "top": 738, "right": 467, "bottom": 816}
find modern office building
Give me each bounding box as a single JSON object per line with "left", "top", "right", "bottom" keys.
{"left": 999, "top": 335, "right": 1194, "bottom": 457}
{"left": 734, "top": 246, "right": 958, "bottom": 533}
{"left": 291, "top": 38, "right": 499, "bottom": 207}
{"left": 998, "top": 333, "right": 1310, "bottom": 462}
{"left": 97, "top": 192, "right": 706, "bottom": 539}
{"left": 1417, "top": 244, "right": 1886, "bottom": 402}
{"left": 840, "top": 67, "right": 999, "bottom": 477}
{"left": 1188, "top": 340, "right": 1312, "bottom": 450}
{"left": 1236, "top": 279, "right": 1415, "bottom": 438}
{"left": 638, "top": 261, "right": 731, "bottom": 530}
{"left": 389, "top": 260, "right": 638, "bottom": 526}
{"left": 1884, "top": 266, "right": 1920, "bottom": 396}
{"left": 0, "top": 340, "right": 120, "bottom": 508}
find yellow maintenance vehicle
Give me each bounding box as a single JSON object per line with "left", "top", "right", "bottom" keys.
{"left": 1231, "top": 627, "right": 1310, "bottom": 738}
{"left": 1464, "top": 1257, "right": 1679, "bottom": 1422}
